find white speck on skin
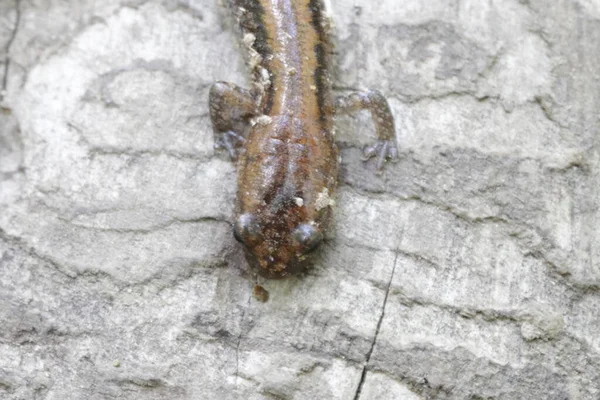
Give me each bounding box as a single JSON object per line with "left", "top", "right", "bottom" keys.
{"left": 243, "top": 33, "right": 264, "bottom": 71}
{"left": 315, "top": 188, "right": 335, "bottom": 211}
{"left": 255, "top": 115, "right": 272, "bottom": 126}
{"left": 243, "top": 33, "right": 255, "bottom": 46}
{"left": 294, "top": 197, "right": 304, "bottom": 207}
{"left": 260, "top": 67, "right": 269, "bottom": 82}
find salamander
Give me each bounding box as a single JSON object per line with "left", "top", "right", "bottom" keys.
{"left": 209, "top": 0, "right": 398, "bottom": 279}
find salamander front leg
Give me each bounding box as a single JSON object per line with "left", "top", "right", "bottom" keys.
{"left": 335, "top": 90, "right": 399, "bottom": 173}
{"left": 209, "top": 82, "right": 257, "bottom": 161}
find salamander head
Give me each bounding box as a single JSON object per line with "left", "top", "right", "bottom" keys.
{"left": 233, "top": 213, "right": 324, "bottom": 279}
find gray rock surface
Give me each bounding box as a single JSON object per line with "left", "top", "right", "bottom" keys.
{"left": 1, "top": 0, "right": 599, "bottom": 398}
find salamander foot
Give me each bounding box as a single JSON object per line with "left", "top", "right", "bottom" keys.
{"left": 214, "top": 130, "right": 246, "bottom": 161}
{"left": 362, "top": 140, "right": 398, "bottom": 173}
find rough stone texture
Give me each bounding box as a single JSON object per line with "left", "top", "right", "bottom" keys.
{"left": 1, "top": 0, "right": 599, "bottom": 399}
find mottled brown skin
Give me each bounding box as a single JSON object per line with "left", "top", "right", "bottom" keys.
{"left": 209, "top": 0, "right": 398, "bottom": 278}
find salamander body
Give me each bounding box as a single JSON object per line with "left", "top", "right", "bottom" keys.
{"left": 209, "top": 0, "right": 398, "bottom": 278}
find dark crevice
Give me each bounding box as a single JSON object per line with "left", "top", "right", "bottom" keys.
{"left": 1, "top": 0, "right": 21, "bottom": 103}
{"left": 0, "top": 226, "right": 78, "bottom": 279}
{"left": 66, "top": 122, "right": 216, "bottom": 164}
{"left": 342, "top": 179, "right": 511, "bottom": 226}
{"left": 67, "top": 215, "right": 231, "bottom": 234}
{"left": 353, "top": 253, "right": 398, "bottom": 400}
{"left": 533, "top": 95, "right": 568, "bottom": 129}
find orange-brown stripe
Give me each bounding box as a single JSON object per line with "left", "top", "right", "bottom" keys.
{"left": 246, "top": 0, "right": 331, "bottom": 127}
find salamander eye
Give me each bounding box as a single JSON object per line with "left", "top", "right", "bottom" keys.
{"left": 233, "top": 214, "right": 261, "bottom": 246}
{"left": 292, "top": 224, "right": 323, "bottom": 254}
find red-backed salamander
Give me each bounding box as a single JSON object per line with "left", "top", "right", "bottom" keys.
{"left": 209, "top": 0, "right": 398, "bottom": 279}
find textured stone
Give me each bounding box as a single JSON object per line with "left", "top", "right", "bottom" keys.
{"left": 1, "top": 0, "right": 600, "bottom": 399}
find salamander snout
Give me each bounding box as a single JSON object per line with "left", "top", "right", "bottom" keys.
{"left": 233, "top": 214, "right": 324, "bottom": 278}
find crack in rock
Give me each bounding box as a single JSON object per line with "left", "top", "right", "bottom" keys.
{"left": 353, "top": 253, "right": 398, "bottom": 400}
